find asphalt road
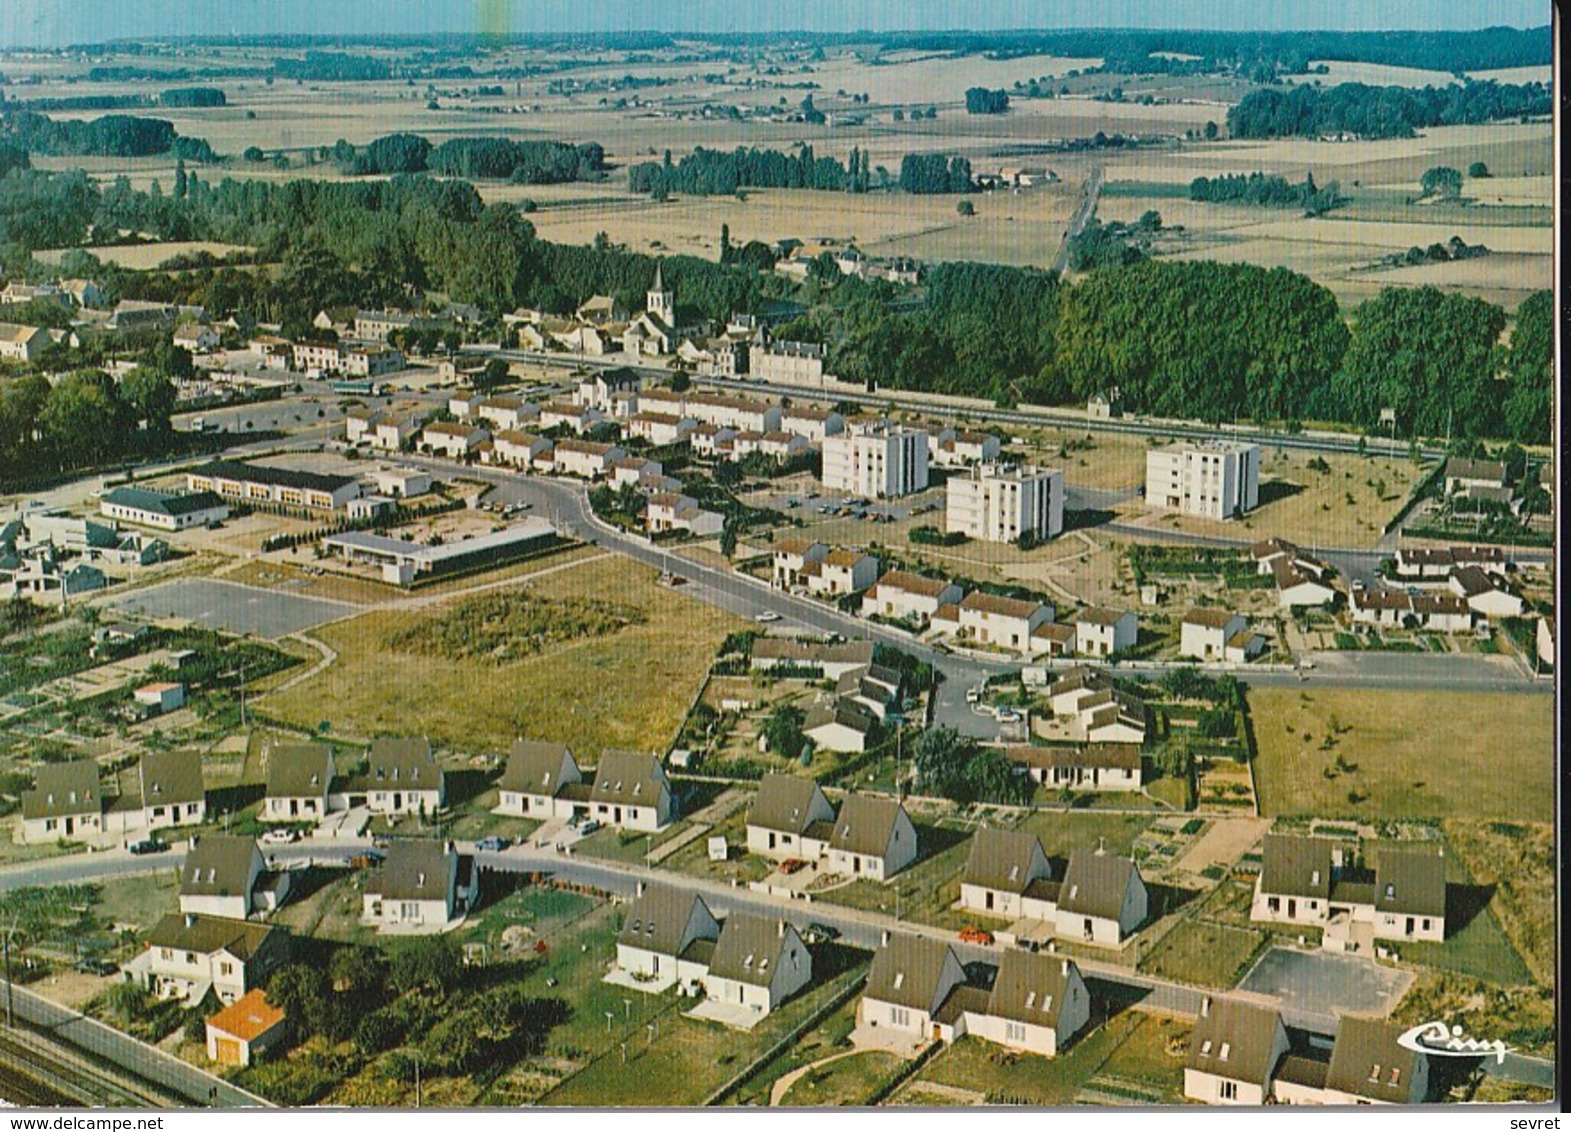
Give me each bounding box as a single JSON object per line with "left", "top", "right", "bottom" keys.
{"left": 1051, "top": 163, "right": 1104, "bottom": 275}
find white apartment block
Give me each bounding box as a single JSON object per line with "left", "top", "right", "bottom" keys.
{"left": 946, "top": 463, "right": 1064, "bottom": 543}
{"left": 822, "top": 420, "right": 930, "bottom": 498}
{"left": 1144, "top": 441, "right": 1260, "bottom": 520}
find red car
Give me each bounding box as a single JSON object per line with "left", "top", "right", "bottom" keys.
{"left": 958, "top": 926, "right": 994, "bottom": 945}
{"left": 778, "top": 859, "right": 808, "bottom": 875}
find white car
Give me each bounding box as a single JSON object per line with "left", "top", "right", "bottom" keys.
{"left": 754, "top": 612, "right": 782, "bottom": 623}
{"left": 260, "top": 828, "right": 301, "bottom": 845}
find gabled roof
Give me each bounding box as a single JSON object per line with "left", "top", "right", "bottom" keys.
{"left": 367, "top": 737, "right": 439, "bottom": 788}
{"left": 1447, "top": 564, "right": 1501, "bottom": 597}
{"left": 192, "top": 460, "right": 355, "bottom": 495}
{"left": 1372, "top": 843, "right": 1446, "bottom": 917}
{"left": 264, "top": 744, "right": 334, "bottom": 798}
{"left": 1076, "top": 606, "right": 1132, "bottom": 627}
{"left": 21, "top": 759, "right": 102, "bottom": 820}
{"left": 985, "top": 951, "right": 1077, "bottom": 1029}
{"left": 590, "top": 750, "right": 668, "bottom": 808}
{"left": 750, "top": 774, "right": 833, "bottom": 835}
{"left": 1186, "top": 997, "right": 1285, "bottom": 1085}
{"left": 1183, "top": 607, "right": 1239, "bottom": 630}
{"left": 963, "top": 827, "right": 1050, "bottom": 894}
{"left": 865, "top": 935, "right": 958, "bottom": 1012}
{"left": 1325, "top": 1016, "right": 1424, "bottom": 1102}
{"left": 752, "top": 638, "right": 874, "bottom": 667}
{"left": 181, "top": 835, "right": 260, "bottom": 898}
{"left": 146, "top": 913, "right": 282, "bottom": 961}
{"left": 804, "top": 698, "right": 878, "bottom": 737}
{"left": 499, "top": 740, "right": 578, "bottom": 795}
{"left": 140, "top": 750, "right": 204, "bottom": 807}
{"left": 101, "top": 487, "right": 226, "bottom": 517}
{"left": 1058, "top": 850, "right": 1140, "bottom": 921}
{"left": 960, "top": 591, "right": 1046, "bottom": 620}
{"left": 874, "top": 570, "right": 955, "bottom": 599}
{"left": 618, "top": 885, "right": 713, "bottom": 957}
{"left": 708, "top": 914, "right": 798, "bottom": 986}
{"left": 1006, "top": 744, "right": 1142, "bottom": 770}
{"left": 1259, "top": 833, "right": 1333, "bottom": 900}
{"left": 1446, "top": 457, "right": 1505, "bottom": 483}
{"left": 369, "top": 839, "right": 456, "bottom": 902}
{"left": 206, "top": 988, "right": 286, "bottom": 1042}
{"left": 828, "top": 794, "right": 906, "bottom": 858}
{"left": 1049, "top": 667, "right": 1111, "bottom": 696}
{"left": 1249, "top": 537, "right": 1300, "bottom": 561}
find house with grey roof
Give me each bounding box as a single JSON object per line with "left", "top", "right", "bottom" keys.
{"left": 967, "top": 952, "right": 1091, "bottom": 1058}
{"left": 745, "top": 774, "right": 836, "bottom": 859}
{"left": 362, "top": 839, "right": 477, "bottom": 931}
{"left": 351, "top": 737, "right": 444, "bottom": 816}
{"left": 825, "top": 795, "right": 917, "bottom": 881}
{"left": 135, "top": 749, "right": 206, "bottom": 832}
{"left": 127, "top": 914, "right": 290, "bottom": 1005}
{"left": 19, "top": 759, "right": 104, "bottom": 844}
{"left": 859, "top": 934, "right": 968, "bottom": 1041}
{"left": 589, "top": 750, "right": 675, "bottom": 831}
{"left": 703, "top": 915, "right": 813, "bottom": 1020}
{"left": 1184, "top": 995, "right": 1291, "bottom": 1105}
{"left": 1251, "top": 833, "right": 1335, "bottom": 927}
{"left": 496, "top": 740, "right": 586, "bottom": 819}
{"left": 959, "top": 827, "right": 1054, "bottom": 920}
{"left": 803, "top": 697, "right": 879, "bottom": 754}
{"left": 1005, "top": 743, "right": 1143, "bottom": 793}
{"left": 749, "top": 637, "right": 875, "bottom": 680}
{"left": 835, "top": 663, "right": 902, "bottom": 719}
{"left": 179, "top": 835, "right": 276, "bottom": 921}
{"left": 262, "top": 743, "right": 336, "bottom": 823}
{"left": 614, "top": 884, "right": 720, "bottom": 989}
{"left": 1318, "top": 1016, "right": 1430, "bottom": 1105}
{"left": 1054, "top": 850, "right": 1148, "bottom": 946}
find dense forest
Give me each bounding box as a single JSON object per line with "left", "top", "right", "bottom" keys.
{"left": 327, "top": 133, "right": 605, "bottom": 183}
{"left": 965, "top": 87, "right": 1010, "bottom": 114}
{"left": 628, "top": 145, "right": 873, "bottom": 197}
{"left": 1226, "top": 79, "right": 1551, "bottom": 139}
{"left": 0, "top": 109, "right": 216, "bottom": 161}
{"left": 1190, "top": 171, "right": 1345, "bottom": 214}
{"left": 898, "top": 153, "right": 974, "bottom": 194}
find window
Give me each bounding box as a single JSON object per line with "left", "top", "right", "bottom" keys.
{"left": 1219, "top": 1081, "right": 1238, "bottom": 1101}
{"left": 1389, "top": 1068, "right": 1401, "bottom": 1086}
{"left": 1219, "top": 1042, "right": 1231, "bottom": 1061}
{"left": 1368, "top": 1064, "right": 1381, "bottom": 1082}
{"left": 1005, "top": 1022, "right": 1026, "bottom": 1043}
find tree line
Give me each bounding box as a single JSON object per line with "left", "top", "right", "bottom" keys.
{"left": 628, "top": 145, "right": 875, "bottom": 197}
{"left": 0, "top": 109, "right": 215, "bottom": 161}
{"left": 1189, "top": 171, "right": 1345, "bottom": 214}
{"left": 1227, "top": 79, "right": 1551, "bottom": 140}
{"left": 898, "top": 153, "right": 974, "bottom": 194}
{"left": 330, "top": 132, "right": 606, "bottom": 182}
{"left": 1, "top": 87, "right": 226, "bottom": 113}
{"left": 965, "top": 87, "right": 1010, "bottom": 114}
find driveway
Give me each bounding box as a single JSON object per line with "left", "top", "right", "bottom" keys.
{"left": 1237, "top": 946, "right": 1412, "bottom": 1029}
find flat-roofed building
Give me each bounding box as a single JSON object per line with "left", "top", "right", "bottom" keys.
{"left": 1145, "top": 441, "right": 1260, "bottom": 520}
{"left": 947, "top": 463, "right": 1063, "bottom": 543}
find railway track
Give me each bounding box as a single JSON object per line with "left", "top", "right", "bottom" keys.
{"left": 0, "top": 1029, "right": 164, "bottom": 1108}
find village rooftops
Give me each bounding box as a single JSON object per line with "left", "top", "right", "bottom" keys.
{"left": 1075, "top": 606, "right": 1130, "bottom": 627}
{"left": 264, "top": 744, "right": 334, "bottom": 797}
{"left": 751, "top": 638, "right": 874, "bottom": 667}
{"left": 589, "top": 750, "right": 666, "bottom": 807}
{"left": 140, "top": 750, "right": 204, "bottom": 806}
{"left": 985, "top": 951, "right": 1077, "bottom": 1029}
{"left": 1325, "top": 1016, "right": 1424, "bottom": 1102}
{"left": 865, "top": 935, "right": 958, "bottom": 1012}
{"left": 1249, "top": 537, "right": 1301, "bottom": 561}
{"left": 1446, "top": 457, "right": 1506, "bottom": 483}
{"left": 1005, "top": 744, "right": 1142, "bottom": 771}
{"left": 1447, "top": 564, "right": 1501, "bottom": 597}
{"left": 708, "top": 914, "right": 796, "bottom": 986}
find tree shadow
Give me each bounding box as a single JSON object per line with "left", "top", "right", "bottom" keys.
{"left": 1445, "top": 881, "right": 1496, "bottom": 934}
{"left": 1257, "top": 481, "right": 1304, "bottom": 507}
{"left": 916, "top": 820, "right": 970, "bottom": 863}
{"left": 1062, "top": 508, "right": 1115, "bottom": 533}
{"left": 1144, "top": 882, "right": 1203, "bottom": 919}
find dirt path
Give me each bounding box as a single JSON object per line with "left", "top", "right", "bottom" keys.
{"left": 769, "top": 1048, "right": 862, "bottom": 1107}
{"left": 1173, "top": 816, "right": 1270, "bottom": 876}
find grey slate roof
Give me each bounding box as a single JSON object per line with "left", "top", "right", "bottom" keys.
{"left": 145, "top": 913, "right": 282, "bottom": 961}
{"left": 141, "top": 750, "right": 204, "bottom": 807}
{"left": 1057, "top": 850, "right": 1140, "bottom": 921}
{"left": 804, "top": 698, "right": 878, "bottom": 736}
{"left": 749, "top": 774, "right": 833, "bottom": 835}
{"left": 590, "top": 750, "right": 668, "bottom": 808}
{"left": 1372, "top": 843, "right": 1447, "bottom": 918}
{"left": 367, "top": 737, "right": 440, "bottom": 788}
{"left": 1325, "top": 1016, "right": 1424, "bottom": 1102}
{"left": 499, "top": 740, "right": 578, "bottom": 795}
{"left": 265, "top": 744, "right": 334, "bottom": 797}
{"left": 369, "top": 839, "right": 455, "bottom": 902}
{"left": 829, "top": 795, "right": 906, "bottom": 858}
{"left": 181, "top": 835, "right": 260, "bottom": 898}
{"left": 708, "top": 914, "right": 799, "bottom": 987}
{"left": 963, "top": 827, "right": 1050, "bottom": 894}
{"left": 865, "top": 935, "right": 959, "bottom": 1013}
{"left": 101, "top": 487, "right": 227, "bottom": 517}
{"left": 21, "top": 759, "right": 101, "bottom": 820}
{"left": 984, "top": 951, "right": 1077, "bottom": 1029}
{"left": 1187, "top": 997, "right": 1285, "bottom": 1085}
{"left": 1260, "top": 833, "right": 1334, "bottom": 900}
{"left": 750, "top": 638, "right": 874, "bottom": 667}
{"left": 618, "top": 885, "right": 714, "bottom": 957}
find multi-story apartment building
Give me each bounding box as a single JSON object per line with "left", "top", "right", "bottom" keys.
{"left": 1144, "top": 441, "right": 1260, "bottom": 520}
{"left": 822, "top": 420, "right": 930, "bottom": 498}
{"left": 946, "top": 463, "right": 1064, "bottom": 543}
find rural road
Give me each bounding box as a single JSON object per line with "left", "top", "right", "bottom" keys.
{"left": 1051, "top": 163, "right": 1104, "bottom": 274}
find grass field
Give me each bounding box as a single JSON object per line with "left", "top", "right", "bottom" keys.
{"left": 263, "top": 555, "right": 741, "bottom": 755}
{"left": 1436, "top": 819, "right": 1553, "bottom": 988}
{"left": 1139, "top": 917, "right": 1265, "bottom": 989}
{"left": 32, "top": 242, "right": 253, "bottom": 269}
{"left": 1249, "top": 688, "right": 1553, "bottom": 822}
{"left": 778, "top": 1050, "right": 905, "bottom": 1106}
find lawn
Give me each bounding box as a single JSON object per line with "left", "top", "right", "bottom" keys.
{"left": 264, "top": 555, "right": 743, "bottom": 756}
{"left": 1440, "top": 820, "right": 1554, "bottom": 987}
{"left": 1085, "top": 1012, "right": 1192, "bottom": 1104}
{"left": 95, "top": 871, "right": 180, "bottom": 933}
{"left": 1139, "top": 917, "right": 1265, "bottom": 990}
{"left": 1014, "top": 810, "right": 1157, "bottom": 860}
{"left": 1249, "top": 688, "right": 1552, "bottom": 822}
{"left": 811, "top": 816, "right": 974, "bottom": 926}
{"left": 778, "top": 1051, "right": 904, "bottom": 1107}
{"left": 724, "top": 997, "right": 861, "bottom": 1106}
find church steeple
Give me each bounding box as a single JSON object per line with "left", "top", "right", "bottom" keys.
{"left": 647, "top": 264, "right": 674, "bottom": 324}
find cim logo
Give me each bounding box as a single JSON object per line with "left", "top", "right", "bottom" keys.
{"left": 1395, "top": 1020, "right": 1510, "bottom": 1064}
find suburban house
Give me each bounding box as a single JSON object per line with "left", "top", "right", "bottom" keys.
{"left": 689, "top": 424, "right": 739, "bottom": 457}
{"left": 1318, "top": 1016, "right": 1431, "bottom": 1105}
{"left": 1250, "top": 833, "right": 1334, "bottom": 927}
{"left": 812, "top": 549, "right": 881, "bottom": 596}
{"left": 362, "top": 839, "right": 478, "bottom": 930}
{"left": 860, "top": 935, "right": 968, "bottom": 1041}
{"left": 750, "top": 637, "right": 874, "bottom": 680}
{"left": 772, "top": 538, "right": 829, "bottom": 589}
{"left": 861, "top": 570, "right": 964, "bottom": 623}
{"left": 745, "top": 774, "right": 836, "bottom": 859}
{"left": 496, "top": 740, "right": 586, "bottom": 819}
{"left": 615, "top": 884, "right": 720, "bottom": 988}
{"left": 474, "top": 395, "right": 539, "bottom": 433}
{"left": 1447, "top": 565, "right": 1523, "bottom": 619}
{"left": 803, "top": 697, "right": 879, "bottom": 754}
{"left": 351, "top": 737, "right": 444, "bottom": 816}
{"left": 1392, "top": 545, "right": 1506, "bottom": 579}
{"left": 646, "top": 492, "right": 725, "bottom": 537}
{"left": 1054, "top": 850, "right": 1148, "bottom": 946}
{"left": 1180, "top": 609, "right": 1260, "bottom": 662}
{"left": 779, "top": 406, "right": 844, "bottom": 442}
{"left": 959, "top": 827, "right": 1055, "bottom": 920}
{"left": 938, "top": 591, "right": 1054, "bottom": 653}
{"left": 626, "top": 411, "right": 697, "bottom": 447}
{"left": 0, "top": 322, "right": 50, "bottom": 362}
{"left": 205, "top": 989, "right": 288, "bottom": 1068}
{"left": 824, "top": 795, "right": 917, "bottom": 880}
{"left": 1047, "top": 668, "right": 1114, "bottom": 716}
{"left": 836, "top": 663, "right": 902, "bottom": 719}
{"left": 1251, "top": 834, "right": 1448, "bottom": 948}
{"left": 1349, "top": 585, "right": 1473, "bottom": 633}
{"left": 1444, "top": 457, "right": 1507, "bottom": 496}
{"left": 967, "top": 951, "right": 1092, "bottom": 1058}
{"left": 932, "top": 428, "right": 1003, "bottom": 468}
{"left": 702, "top": 915, "right": 814, "bottom": 1020}
{"left": 19, "top": 759, "right": 103, "bottom": 844}
{"left": 179, "top": 835, "right": 285, "bottom": 921}
{"left": 538, "top": 402, "right": 605, "bottom": 435}
{"left": 421, "top": 421, "right": 489, "bottom": 459}
{"left": 1184, "top": 995, "right": 1291, "bottom": 1105}
{"left": 1007, "top": 744, "right": 1144, "bottom": 792}
{"left": 575, "top": 366, "right": 645, "bottom": 411}
{"left": 490, "top": 429, "right": 553, "bottom": 469}
{"left": 684, "top": 392, "right": 782, "bottom": 434}
{"left": 261, "top": 743, "right": 336, "bottom": 823}
{"left": 99, "top": 487, "right": 229, "bottom": 531}
{"left": 127, "top": 914, "right": 290, "bottom": 1005}
{"left": 1074, "top": 607, "right": 1138, "bottom": 657}
{"left": 1077, "top": 689, "right": 1151, "bottom": 744}
{"left": 588, "top": 750, "right": 676, "bottom": 831}
{"left": 346, "top": 409, "right": 419, "bottom": 451}
{"left": 551, "top": 439, "right": 626, "bottom": 480}
{"left": 136, "top": 749, "right": 207, "bottom": 831}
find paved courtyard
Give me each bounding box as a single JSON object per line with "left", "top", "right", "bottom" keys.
{"left": 1237, "top": 946, "right": 1412, "bottom": 1028}
{"left": 102, "top": 578, "right": 359, "bottom": 639}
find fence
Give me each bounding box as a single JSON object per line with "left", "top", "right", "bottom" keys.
{"left": 701, "top": 970, "right": 868, "bottom": 1106}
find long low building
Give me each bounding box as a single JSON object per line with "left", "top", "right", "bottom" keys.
{"left": 186, "top": 460, "right": 362, "bottom": 511}
{"left": 100, "top": 486, "right": 230, "bottom": 531}
{"left": 322, "top": 519, "right": 557, "bottom": 584}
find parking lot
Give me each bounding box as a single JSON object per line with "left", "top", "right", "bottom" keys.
{"left": 1237, "top": 946, "right": 1412, "bottom": 1028}
{"left": 101, "top": 578, "right": 360, "bottom": 639}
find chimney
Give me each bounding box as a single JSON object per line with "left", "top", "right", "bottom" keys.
{"left": 1201, "top": 995, "right": 1211, "bottom": 1018}
{"left": 1061, "top": 959, "right": 1069, "bottom": 977}
{"left": 636, "top": 880, "right": 646, "bottom": 898}
{"left": 880, "top": 929, "right": 891, "bottom": 948}
{"left": 778, "top": 919, "right": 785, "bottom": 939}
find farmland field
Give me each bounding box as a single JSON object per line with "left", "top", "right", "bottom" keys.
{"left": 31, "top": 241, "right": 253, "bottom": 269}
{"left": 1249, "top": 688, "right": 1553, "bottom": 822}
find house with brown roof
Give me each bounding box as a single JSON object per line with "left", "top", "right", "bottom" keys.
{"left": 959, "top": 827, "right": 1054, "bottom": 919}
{"left": 811, "top": 548, "right": 879, "bottom": 596}
{"left": 967, "top": 952, "right": 1091, "bottom": 1058}
{"left": 589, "top": 750, "right": 675, "bottom": 831}
{"left": 179, "top": 835, "right": 279, "bottom": 921}
{"left": 771, "top": 538, "right": 829, "bottom": 589}
{"left": 549, "top": 438, "right": 625, "bottom": 479}
{"left": 825, "top": 795, "right": 917, "bottom": 881}
{"left": 362, "top": 839, "right": 478, "bottom": 931}
{"left": 262, "top": 743, "right": 336, "bottom": 823}
{"left": 1252, "top": 834, "right": 1448, "bottom": 949}
{"left": 1447, "top": 565, "right": 1523, "bottom": 619}
{"left": 1184, "top": 995, "right": 1291, "bottom": 1105}
{"left": 1055, "top": 849, "right": 1148, "bottom": 946}
{"left": 947, "top": 591, "right": 1054, "bottom": 653}
{"left": 860, "top": 570, "right": 964, "bottom": 623}
{"left": 420, "top": 421, "right": 489, "bottom": 460}
{"left": 1251, "top": 833, "right": 1335, "bottom": 927}
{"left": 128, "top": 914, "right": 290, "bottom": 1005}
{"left": 614, "top": 884, "right": 720, "bottom": 989}
{"left": 1047, "top": 668, "right": 1114, "bottom": 715}
{"left": 1007, "top": 743, "right": 1143, "bottom": 792}
{"left": 1181, "top": 609, "right": 1261, "bottom": 661}
{"left": 745, "top": 774, "right": 836, "bottom": 859}
{"left": 1074, "top": 607, "right": 1138, "bottom": 657}
{"left": 750, "top": 637, "right": 874, "bottom": 679}
{"left": 19, "top": 759, "right": 104, "bottom": 844}
{"left": 835, "top": 663, "right": 901, "bottom": 719}
{"left": 1392, "top": 544, "right": 1505, "bottom": 579}
{"left": 1077, "top": 689, "right": 1150, "bottom": 744}
{"left": 496, "top": 740, "right": 585, "bottom": 819}
{"left": 859, "top": 935, "right": 968, "bottom": 1041}
{"left": 352, "top": 737, "right": 444, "bottom": 816}
{"left": 703, "top": 915, "right": 813, "bottom": 1020}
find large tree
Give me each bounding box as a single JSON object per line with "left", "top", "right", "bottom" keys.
{"left": 1500, "top": 290, "right": 1552, "bottom": 444}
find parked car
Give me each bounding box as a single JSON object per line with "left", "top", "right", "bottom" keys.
{"left": 127, "top": 838, "right": 166, "bottom": 855}
{"left": 778, "top": 858, "right": 808, "bottom": 875}
{"left": 958, "top": 926, "right": 995, "bottom": 945}
{"left": 965, "top": 687, "right": 982, "bottom": 704}
{"left": 801, "top": 922, "right": 841, "bottom": 944}
{"left": 75, "top": 958, "right": 119, "bottom": 976}
{"left": 475, "top": 835, "right": 511, "bottom": 852}
{"left": 260, "top": 828, "right": 301, "bottom": 845}
{"left": 754, "top": 611, "right": 782, "bottom": 623}
{"left": 577, "top": 819, "right": 602, "bottom": 835}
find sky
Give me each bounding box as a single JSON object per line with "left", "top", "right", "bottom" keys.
{"left": 0, "top": 0, "right": 1553, "bottom": 48}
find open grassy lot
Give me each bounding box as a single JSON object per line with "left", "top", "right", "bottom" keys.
{"left": 1391, "top": 971, "right": 1554, "bottom": 1061}
{"left": 778, "top": 1050, "right": 905, "bottom": 1106}
{"left": 1139, "top": 917, "right": 1264, "bottom": 989}
{"left": 32, "top": 241, "right": 252, "bottom": 269}
{"left": 1014, "top": 810, "right": 1156, "bottom": 861}
{"left": 1249, "top": 688, "right": 1552, "bottom": 822}
{"left": 264, "top": 555, "right": 741, "bottom": 755}
{"left": 812, "top": 813, "right": 975, "bottom": 927}
{"left": 1439, "top": 820, "right": 1553, "bottom": 987}
{"left": 723, "top": 996, "right": 861, "bottom": 1106}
